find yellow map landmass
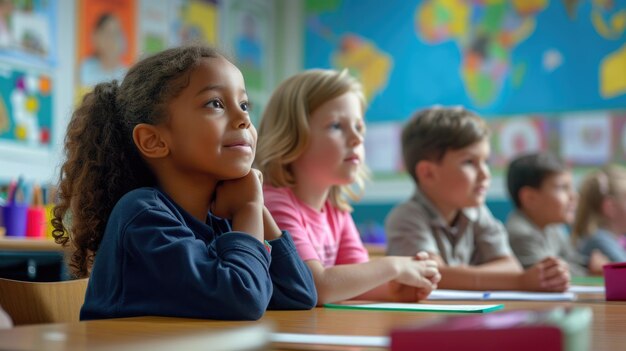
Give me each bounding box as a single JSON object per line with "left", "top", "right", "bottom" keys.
{"left": 591, "top": 0, "right": 626, "bottom": 40}
{"left": 600, "top": 42, "right": 626, "bottom": 98}
{"left": 332, "top": 36, "right": 393, "bottom": 101}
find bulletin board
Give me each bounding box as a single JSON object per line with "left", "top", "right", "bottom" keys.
{"left": 0, "top": 66, "right": 52, "bottom": 148}
{"left": 76, "top": 0, "right": 137, "bottom": 90}
{"left": 0, "top": 0, "right": 58, "bottom": 67}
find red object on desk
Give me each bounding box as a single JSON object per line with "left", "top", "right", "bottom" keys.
{"left": 390, "top": 310, "right": 562, "bottom": 351}
{"left": 604, "top": 262, "right": 626, "bottom": 301}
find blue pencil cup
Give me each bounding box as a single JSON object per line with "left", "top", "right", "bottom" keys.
{"left": 3, "top": 203, "right": 28, "bottom": 237}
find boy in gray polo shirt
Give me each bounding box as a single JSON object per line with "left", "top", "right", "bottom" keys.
{"left": 506, "top": 153, "right": 605, "bottom": 277}
{"left": 386, "top": 107, "right": 569, "bottom": 291}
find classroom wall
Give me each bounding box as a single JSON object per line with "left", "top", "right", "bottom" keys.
{"left": 0, "top": 2, "right": 75, "bottom": 183}
{"left": 2, "top": 0, "right": 624, "bottom": 234}
{"left": 0, "top": 0, "right": 303, "bottom": 185}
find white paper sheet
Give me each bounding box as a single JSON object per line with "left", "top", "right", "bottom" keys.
{"left": 568, "top": 285, "right": 605, "bottom": 294}
{"left": 427, "top": 289, "right": 576, "bottom": 301}
{"left": 270, "top": 333, "right": 389, "bottom": 347}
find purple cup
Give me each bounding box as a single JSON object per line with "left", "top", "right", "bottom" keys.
{"left": 3, "top": 203, "right": 28, "bottom": 237}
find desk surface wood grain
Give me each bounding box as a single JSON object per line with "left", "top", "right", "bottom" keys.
{"left": 0, "top": 298, "right": 624, "bottom": 350}
{"left": 0, "top": 237, "right": 64, "bottom": 252}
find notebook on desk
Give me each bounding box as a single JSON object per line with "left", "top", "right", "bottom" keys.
{"left": 324, "top": 302, "right": 504, "bottom": 313}
{"left": 427, "top": 289, "right": 576, "bottom": 301}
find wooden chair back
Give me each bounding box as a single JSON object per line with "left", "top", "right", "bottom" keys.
{"left": 0, "top": 277, "right": 88, "bottom": 325}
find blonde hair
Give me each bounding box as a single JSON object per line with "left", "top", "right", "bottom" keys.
{"left": 572, "top": 164, "right": 626, "bottom": 242}
{"left": 256, "top": 69, "right": 368, "bottom": 212}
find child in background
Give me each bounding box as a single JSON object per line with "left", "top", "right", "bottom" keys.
{"left": 505, "top": 153, "right": 604, "bottom": 276}
{"left": 256, "top": 69, "right": 440, "bottom": 305}
{"left": 386, "top": 107, "right": 569, "bottom": 292}
{"left": 52, "top": 46, "right": 316, "bottom": 321}
{"left": 573, "top": 164, "right": 626, "bottom": 263}
{"left": 79, "top": 13, "right": 128, "bottom": 87}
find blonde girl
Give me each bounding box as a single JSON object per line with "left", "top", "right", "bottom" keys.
{"left": 573, "top": 164, "right": 626, "bottom": 262}
{"left": 256, "top": 69, "right": 440, "bottom": 305}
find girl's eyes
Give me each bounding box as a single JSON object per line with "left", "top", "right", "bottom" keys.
{"left": 240, "top": 101, "right": 249, "bottom": 112}
{"left": 205, "top": 99, "right": 250, "bottom": 112}
{"left": 206, "top": 99, "right": 224, "bottom": 109}
{"left": 328, "top": 122, "right": 364, "bottom": 133}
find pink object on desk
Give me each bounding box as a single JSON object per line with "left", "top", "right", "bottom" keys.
{"left": 390, "top": 310, "right": 563, "bottom": 351}
{"left": 619, "top": 235, "right": 626, "bottom": 251}
{"left": 26, "top": 206, "right": 46, "bottom": 238}
{"left": 604, "top": 262, "right": 626, "bottom": 301}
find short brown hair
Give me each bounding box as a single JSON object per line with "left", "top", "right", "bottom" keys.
{"left": 506, "top": 152, "right": 567, "bottom": 209}
{"left": 401, "top": 106, "right": 489, "bottom": 182}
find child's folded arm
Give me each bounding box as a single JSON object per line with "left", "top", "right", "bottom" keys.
{"left": 122, "top": 208, "right": 273, "bottom": 320}
{"left": 266, "top": 231, "right": 318, "bottom": 310}
{"left": 436, "top": 255, "right": 524, "bottom": 291}
{"left": 305, "top": 257, "right": 400, "bottom": 305}
{"left": 307, "top": 255, "right": 438, "bottom": 305}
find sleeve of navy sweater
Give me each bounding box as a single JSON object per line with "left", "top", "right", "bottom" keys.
{"left": 120, "top": 208, "right": 273, "bottom": 320}
{"left": 266, "top": 231, "right": 318, "bottom": 310}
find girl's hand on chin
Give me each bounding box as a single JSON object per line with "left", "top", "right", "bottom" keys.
{"left": 211, "top": 169, "right": 264, "bottom": 219}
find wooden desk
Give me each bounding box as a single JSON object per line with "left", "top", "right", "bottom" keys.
{"left": 0, "top": 297, "right": 624, "bottom": 350}
{"left": 0, "top": 318, "right": 270, "bottom": 351}
{"left": 0, "top": 238, "right": 63, "bottom": 252}
{"left": 364, "top": 243, "right": 386, "bottom": 257}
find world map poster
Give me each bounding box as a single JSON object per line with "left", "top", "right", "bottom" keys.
{"left": 304, "top": 0, "right": 626, "bottom": 121}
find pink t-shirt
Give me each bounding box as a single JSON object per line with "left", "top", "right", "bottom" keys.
{"left": 264, "top": 185, "right": 369, "bottom": 267}
{"left": 619, "top": 235, "right": 626, "bottom": 251}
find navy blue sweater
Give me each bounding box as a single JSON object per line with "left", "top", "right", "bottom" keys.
{"left": 80, "top": 187, "right": 317, "bottom": 321}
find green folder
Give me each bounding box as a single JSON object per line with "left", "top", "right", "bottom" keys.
{"left": 324, "top": 302, "right": 504, "bottom": 314}
{"left": 571, "top": 276, "right": 604, "bottom": 286}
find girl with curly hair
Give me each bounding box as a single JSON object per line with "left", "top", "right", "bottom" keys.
{"left": 53, "top": 45, "right": 316, "bottom": 321}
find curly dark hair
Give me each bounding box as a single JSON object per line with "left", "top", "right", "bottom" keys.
{"left": 52, "top": 45, "right": 220, "bottom": 278}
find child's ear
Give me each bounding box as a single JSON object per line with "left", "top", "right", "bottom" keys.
{"left": 518, "top": 186, "right": 537, "bottom": 208}
{"left": 132, "top": 123, "right": 170, "bottom": 159}
{"left": 416, "top": 161, "right": 436, "bottom": 184}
